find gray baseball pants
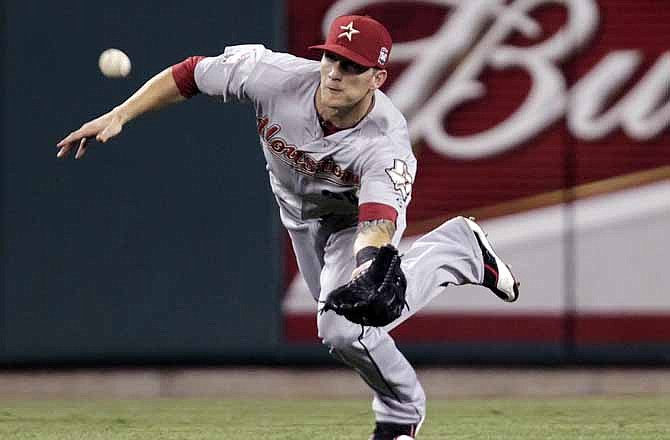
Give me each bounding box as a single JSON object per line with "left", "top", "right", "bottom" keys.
{"left": 287, "top": 216, "right": 483, "bottom": 424}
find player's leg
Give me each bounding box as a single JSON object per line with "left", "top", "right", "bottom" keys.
{"left": 286, "top": 222, "right": 329, "bottom": 300}
{"left": 385, "top": 215, "right": 519, "bottom": 332}
{"left": 316, "top": 226, "right": 426, "bottom": 431}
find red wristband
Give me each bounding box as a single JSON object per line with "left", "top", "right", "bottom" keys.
{"left": 359, "top": 202, "right": 397, "bottom": 224}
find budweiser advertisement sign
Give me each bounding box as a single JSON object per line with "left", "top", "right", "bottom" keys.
{"left": 282, "top": 0, "right": 670, "bottom": 345}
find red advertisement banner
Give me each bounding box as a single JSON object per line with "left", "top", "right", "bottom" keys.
{"left": 283, "top": 0, "right": 670, "bottom": 343}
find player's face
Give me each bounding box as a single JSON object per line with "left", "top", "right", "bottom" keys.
{"left": 319, "top": 52, "right": 386, "bottom": 109}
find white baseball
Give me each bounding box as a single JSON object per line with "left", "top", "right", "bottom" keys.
{"left": 98, "top": 48, "right": 131, "bottom": 78}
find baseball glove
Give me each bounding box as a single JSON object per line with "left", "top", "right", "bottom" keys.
{"left": 321, "top": 244, "right": 408, "bottom": 327}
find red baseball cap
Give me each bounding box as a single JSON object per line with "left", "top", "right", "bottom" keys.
{"left": 309, "top": 15, "right": 392, "bottom": 69}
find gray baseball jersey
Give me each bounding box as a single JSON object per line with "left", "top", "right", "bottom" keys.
{"left": 193, "top": 45, "right": 416, "bottom": 239}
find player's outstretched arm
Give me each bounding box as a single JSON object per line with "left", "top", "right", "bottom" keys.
{"left": 56, "top": 67, "right": 185, "bottom": 159}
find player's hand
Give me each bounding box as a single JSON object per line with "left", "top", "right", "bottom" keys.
{"left": 56, "top": 109, "right": 125, "bottom": 159}
{"left": 351, "top": 260, "right": 372, "bottom": 279}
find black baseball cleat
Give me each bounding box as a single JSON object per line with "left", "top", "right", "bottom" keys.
{"left": 368, "top": 417, "right": 424, "bottom": 439}
{"left": 463, "top": 216, "right": 520, "bottom": 302}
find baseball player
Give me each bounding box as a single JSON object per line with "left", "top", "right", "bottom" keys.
{"left": 57, "top": 15, "right": 519, "bottom": 439}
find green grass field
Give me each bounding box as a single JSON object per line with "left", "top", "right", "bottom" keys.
{"left": 1, "top": 396, "right": 669, "bottom": 439}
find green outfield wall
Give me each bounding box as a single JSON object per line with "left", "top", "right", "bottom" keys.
{"left": 2, "top": 0, "right": 669, "bottom": 366}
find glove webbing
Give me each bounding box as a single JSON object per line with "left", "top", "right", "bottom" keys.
{"left": 377, "top": 253, "right": 410, "bottom": 313}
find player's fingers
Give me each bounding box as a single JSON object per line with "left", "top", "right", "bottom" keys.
{"left": 57, "top": 143, "right": 73, "bottom": 158}
{"left": 96, "top": 123, "right": 121, "bottom": 143}
{"left": 96, "top": 130, "right": 110, "bottom": 143}
{"left": 58, "top": 120, "right": 103, "bottom": 147}
{"left": 57, "top": 135, "right": 75, "bottom": 148}
{"left": 75, "top": 138, "right": 88, "bottom": 159}
{"left": 57, "top": 130, "right": 76, "bottom": 147}
{"left": 57, "top": 128, "right": 88, "bottom": 147}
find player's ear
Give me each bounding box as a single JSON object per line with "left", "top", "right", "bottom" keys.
{"left": 370, "top": 69, "right": 387, "bottom": 91}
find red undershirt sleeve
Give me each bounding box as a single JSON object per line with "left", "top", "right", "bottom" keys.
{"left": 171, "top": 56, "right": 206, "bottom": 98}
{"left": 358, "top": 202, "right": 398, "bottom": 225}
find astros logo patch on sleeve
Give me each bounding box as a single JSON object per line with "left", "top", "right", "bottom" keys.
{"left": 385, "top": 159, "right": 413, "bottom": 201}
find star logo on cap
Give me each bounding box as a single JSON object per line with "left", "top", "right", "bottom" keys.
{"left": 338, "top": 21, "right": 360, "bottom": 42}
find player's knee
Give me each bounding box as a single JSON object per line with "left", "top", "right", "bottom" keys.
{"left": 317, "top": 311, "right": 361, "bottom": 350}
{"left": 320, "top": 330, "right": 359, "bottom": 350}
